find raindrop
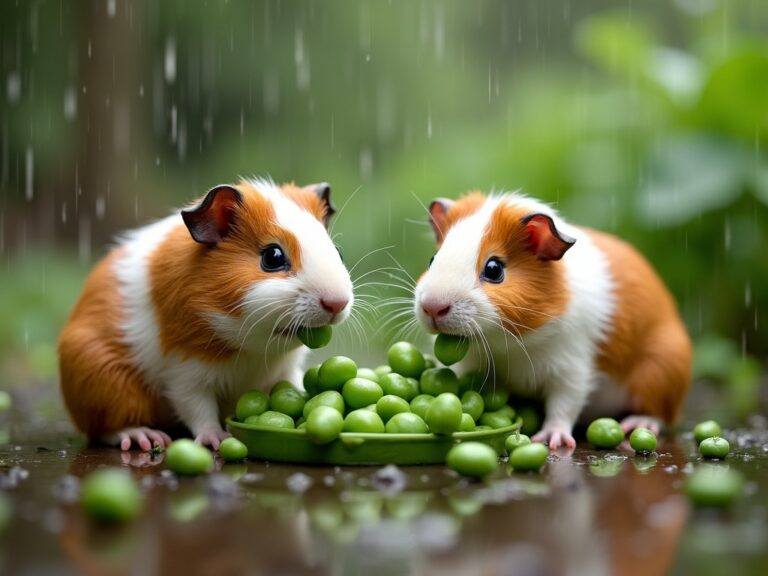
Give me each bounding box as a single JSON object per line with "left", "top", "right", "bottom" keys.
{"left": 286, "top": 472, "right": 313, "bottom": 493}
{"left": 63, "top": 86, "right": 77, "bottom": 121}
{"left": 359, "top": 147, "right": 373, "bottom": 179}
{"left": 95, "top": 195, "right": 106, "bottom": 220}
{"left": 7, "top": 72, "right": 21, "bottom": 104}
{"left": 106, "top": 0, "right": 116, "bottom": 18}
{"left": 263, "top": 72, "right": 280, "bottom": 114}
{"left": 78, "top": 217, "right": 91, "bottom": 263}
{"left": 25, "top": 146, "right": 34, "bottom": 201}
{"left": 294, "top": 29, "right": 310, "bottom": 91}
{"left": 164, "top": 38, "right": 177, "bottom": 84}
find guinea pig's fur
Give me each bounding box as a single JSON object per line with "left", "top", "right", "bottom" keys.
{"left": 415, "top": 191, "right": 691, "bottom": 449}
{"left": 59, "top": 178, "right": 353, "bottom": 450}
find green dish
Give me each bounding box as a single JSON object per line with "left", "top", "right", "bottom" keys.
{"left": 226, "top": 417, "right": 521, "bottom": 466}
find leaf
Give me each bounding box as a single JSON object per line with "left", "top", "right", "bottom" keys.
{"left": 638, "top": 135, "right": 747, "bottom": 226}
{"left": 575, "top": 12, "right": 656, "bottom": 76}
{"left": 692, "top": 333, "right": 739, "bottom": 380}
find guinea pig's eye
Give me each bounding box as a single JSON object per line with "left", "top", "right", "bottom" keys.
{"left": 428, "top": 254, "right": 436, "bottom": 268}
{"left": 260, "top": 244, "right": 290, "bottom": 272}
{"left": 480, "top": 257, "right": 505, "bottom": 283}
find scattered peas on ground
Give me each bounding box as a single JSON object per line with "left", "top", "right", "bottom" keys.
{"left": 629, "top": 427, "right": 657, "bottom": 455}
{"left": 685, "top": 466, "right": 743, "bottom": 507}
{"left": 586, "top": 417, "right": 624, "bottom": 449}
{"left": 508, "top": 443, "right": 549, "bottom": 472}
{"left": 165, "top": 439, "right": 215, "bottom": 475}
{"left": 218, "top": 437, "right": 248, "bottom": 462}
{"left": 699, "top": 436, "right": 730, "bottom": 459}
{"left": 505, "top": 433, "right": 531, "bottom": 453}
{"left": 81, "top": 468, "right": 142, "bottom": 522}
{"left": 693, "top": 420, "right": 722, "bottom": 444}
{"left": 446, "top": 442, "right": 499, "bottom": 478}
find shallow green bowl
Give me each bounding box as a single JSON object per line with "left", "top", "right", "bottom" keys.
{"left": 226, "top": 417, "right": 521, "bottom": 466}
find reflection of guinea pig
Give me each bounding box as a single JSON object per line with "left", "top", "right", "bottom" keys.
{"left": 59, "top": 179, "right": 353, "bottom": 450}
{"left": 415, "top": 192, "right": 691, "bottom": 449}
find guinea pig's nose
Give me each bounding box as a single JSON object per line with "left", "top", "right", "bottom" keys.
{"left": 422, "top": 300, "right": 451, "bottom": 319}
{"left": 320, "top": 298, "right": 349, "bottom": 315}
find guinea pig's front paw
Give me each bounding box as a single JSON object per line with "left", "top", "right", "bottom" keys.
{"left": 620, "top": 415, "right": 662, "bottom": 436}
{"left": 533, "top": 424, "right": 576, "bottom": 451}
{"left": 105, "top": 427, "right": 173, "bottom": 452}
{"left": 194, "top": 427, "right": 231, "bottom": 450}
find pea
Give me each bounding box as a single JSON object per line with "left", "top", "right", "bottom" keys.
{"left": 271, "top": 380, "right": 295, "bottom": 393}
{"left": 446, "top": 442, "right": 498, "bottom": 478}
{"left": 460, "top": 391, "right": 484, "bottom": 422}
{"left": 434, "top": 333, "right": 469, "bottom": 366}
{"left": 478, "top": 410, "right": 513, "bottom": 429}
{"left": 235, "top": 390, "right": 269, "bottom": 421}
{"left": 342, "top": 377, "right": 384, "bottom": 409}
{"left": 303, "top": 390, "right": 345, "bottom": 419}
{"left": 410, "top": 394, "right": 435, "bottom": 419}
{"left": 518, "top": 406, "right": 542, "bottom": 436}
{"left": 81, "top": 468, "right": 141, "bottom": 522}
{"left": 379, "top": 373, "right": 419, "bottom": 401}
{"left": 685, "top": 466, "right": 743, "bottom": 507}
{"left": 165, "top": 439, "right": 215, "bottom": 475}
{"left": 297, "top": 422, "right": 307, "bottom": 430}
{"left": 269, "top": 384, "right": 306, "bottom": 418}
{"left": 420, "top": 368, "right": 459, "bottom": 396}
{"left": 343, "top": 409, "right": 385, "bottom": 433}
{"left": 423, "top": 355, "right": 437, "bottom": 370}
{"left": 318, "top": 356, "right": 358, "bottom": 391}
{"left": 297, "top": 325, "right": 332, "bottom": 349}
{"left": 586, "top": 417, "right": 624, "bottom": 449}
{"left": 303, "top": 365, "right": 321, "bottom": 396}
{"left": 306, "top": 405, "right": 345, "bottom": 444}
{"left": 508, "top": 442, "right": 549, "bottom": 472}
{"left": 373, "top": 365, "right": 392, "bottom": 377}
{"left": 505, "top": 433, "right": 531, "bottom": 453}
{"left": 699, "top": 437, "right": 730, "bottom": 459}
{"left": 356, "top": 368, "right": 380, "bottom": 383}
{"left": 376, "top": 395, "right": 411, "bottom": 422}
{"left": 387, "top": 342, "right": 426, "bottom": 378}
{"left": 218, "top": 437, "right": 248, "bottom": 462}
{"left": 481, "top": 389, "right": 509, "bottom": 412}
{"left": 458, "top": 413, "right": 476, "bottom": 432}
{"left": 0, "top": 390, "right": 11, "bottom": 412}
{"left": 693, "top": 420, "right": 722, "bottom": 444}
{"left": 458, "top": 371, "right": 484, "bottom": 394}
{"left": 255, "top": 411, "right": 295, "bottom": 429}
{"left": 385, "top": 412, "right": 429, "bottom": 434}
{"left": 425, "top": 393, "right": 463, "bottom": 435}
{"left": 629, "top": 427, "right": 657, "bottom": 454}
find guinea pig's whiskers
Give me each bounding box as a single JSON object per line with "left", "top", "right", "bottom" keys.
{"left": 348, "top": 245, "right": 396, "bottom": 276}
{"left": 475, "top": 311, "right": 537, "bottom": 383}
{"left": 328, "top": 185, "right": 362, "bottom": 236}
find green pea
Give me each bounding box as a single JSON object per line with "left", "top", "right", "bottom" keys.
{"left": 269, "top": 384, "right": 306, "bottom": 418}
{"left": 478, "top": 410, "right": 513, "bottom": 429}
{"left": 460, "top": 391, "right": 484, "bottom": 422}
{"left": 387, "top": 342, "right": 426, "bottom": 378}
{"left": 306, "top": 405, "right": 345, "bottom": 444}
{"left": 303, "top": 390, "right": 345, "bottom": 419}
{"left": 458, "top": 413, "right": 476, "bottom": 432}
{"left": 235, "top": 390, "right": 270, "bottom": 421}
{"left": 385, "top": 412, "right": 429, "bottom": 434}
{"left": 303, "top": 365, "right": 321, "bottom": 396}
{"left": 629, "top": 428, "right": 657, "bottom": 454}
{"left": 297, "top": 325, "right": 332, "bottom": 349}
{"left": 420, "top": 367, "right": 459, "bottom": 396}
{"left": 425, "top": 393, "right": 463, "bottom": 434}
{"left": 81, "top": 468, "right": 142, "bottom": 522}
{"left": 343, "top": 409, "right": 386, "bottom": 433}
{"left": 433, "top": 333, "right": 469, "bottom": 366}
{"left": 446, "top": 442, "right": 498, "bottom": 478}
{"left": 693, "top": 420, "right": 722, "bottom": 444}
{"left": 518, "top": 406, "right": 542, "bottom": 436}
{"left": 0, "top": 390, "right": 11, "bottom": 412}
{"left": 685, "top": 466, "right": 743, "bottom": 507}
{"left": 271, "top": 380, "right": 295, "bottom": 393}
{"left": 342, "top": 378, "right": 384, "bottom": 409}
{"left": 410, "top": 394, "right": 435, "bottom": 419}
{"left": 297, "top": 422, "right": 307, "bottom": 430}
{"left": 508, "top": 442, "right": 549, "bottom": 472}
{"left": 457, "top": 371, "right": 484, "bottom": 394}
{"left": 373, "top": 365, "right": 392, "bottom": 377}
{"left": 165, "top": 439, "right": 215, "bottom": 475}
{"left": 376, "top": 395, "right": 411, "bottom": 422}
{"left": 586, "top": 417, "right": 624, "bottom": 449}
{"left": 481, "top": 389, "right": 509, "bottom": 412}
{"left": 499, "top": 405, "right": 516, "bottom": 421}
{"left": 505, "top": 433, "right": 531, "bottom": 453}
{"left": 255, "top": 411, "right": 295, "bottom": 429}
{"left": 356, "top": 368, "right": 380, "bottom": 383}
{"left": 423, "top": 355, "right": 437, "bottom": 370}
{"left": 318, "top": 356, "right": 358, "bottom": 391}
{"left": 218, "top": 437, "right": 248, "bottom": 462}
{"left": 379, "top": 373, "right": 419, "bottom": 401}
{"left": 700, "top": 437, "right": 730, "bottom": 459}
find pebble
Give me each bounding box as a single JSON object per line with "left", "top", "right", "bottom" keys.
{"left": 286, "top": 472, "right": 313, "bottom": 493}
{"left": 371, "top": 464, "right": 407, "bottom": 494}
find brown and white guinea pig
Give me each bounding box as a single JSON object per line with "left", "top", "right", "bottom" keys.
{"left": 414, "top": 191, "right": 691, "bottom": 450}
{"left": 58, "top": 178, "right": 353, "bottom": 451}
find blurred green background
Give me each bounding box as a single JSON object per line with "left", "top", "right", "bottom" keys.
{"left": 1, "top": 0, "right": 766, "bottom": 419}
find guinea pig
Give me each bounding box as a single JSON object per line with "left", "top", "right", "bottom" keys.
{"left": 58, "top": 178, "right": 353, "bottom": 451}
{"left": 414, "top": 191, "right": 691, "bottom": 449}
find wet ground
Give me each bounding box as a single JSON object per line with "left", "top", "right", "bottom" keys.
{"left": 1, "top": 389, "right": 767, "bottom": 576}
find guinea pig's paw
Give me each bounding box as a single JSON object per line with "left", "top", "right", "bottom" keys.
{"left": 194, "top": 427, "right": 231, "bottom": 450}
{"left": 620, "top": 415, "right": 662, "bottom": 436}
{"left": 108, "top": 427, "right": 173, "bottom": 452}
{"left": 533, "top": 424, "right": 576, "bottom": 451}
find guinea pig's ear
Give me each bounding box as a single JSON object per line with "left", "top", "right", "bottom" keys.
{"left": 307, "top": 182, "right": 335, "bottom": 226}
{"left": 521, "top": 213, "right": 576, "bottom": 261}
{"left": 428, "top": 198, "right": 454, "bottom": 243}
{"left": 181, "top": 185, "right": 243, "bottom": 246}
